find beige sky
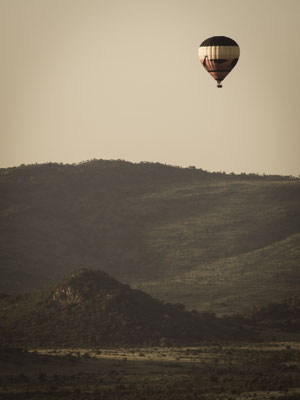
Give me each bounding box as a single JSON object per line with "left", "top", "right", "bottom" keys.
{"left": 1, "top": 0, "right": 299, "bottom": 175}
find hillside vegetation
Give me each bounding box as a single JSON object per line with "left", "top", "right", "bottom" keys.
{"left": 1, "top": 160, "right": 299, "bottom": 314}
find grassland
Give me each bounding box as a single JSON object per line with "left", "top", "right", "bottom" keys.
{"left": 1, "top": 343, "right": 300, "bottom": 399}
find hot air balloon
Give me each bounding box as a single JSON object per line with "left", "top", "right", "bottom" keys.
{"left": 198, "top": 36, "right": 240, "bottom": 88}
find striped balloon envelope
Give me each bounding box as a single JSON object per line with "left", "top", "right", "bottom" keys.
{"left": 198, "top": 36, "right": 240, "bottom": 88}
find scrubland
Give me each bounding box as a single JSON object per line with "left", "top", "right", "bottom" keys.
{"left": 1, "top": 343, "right": 300, "bottom": 400}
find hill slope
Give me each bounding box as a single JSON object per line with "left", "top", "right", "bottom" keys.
{"left": 135, "top": 234, "right": 300, "bottom": 314}
{"left": 1, "top": 160, "right": 299, "bottom": 314}
{"left": 0, "top": 269, "right": 246, "bottom": 347}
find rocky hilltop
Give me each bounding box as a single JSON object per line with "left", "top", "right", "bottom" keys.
{"left": 52, "top": 269, "right": 125, "bottom": 305}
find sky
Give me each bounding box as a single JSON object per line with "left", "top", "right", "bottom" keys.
{"left": 1, "top": 0, "right": 300, "bottom": 176}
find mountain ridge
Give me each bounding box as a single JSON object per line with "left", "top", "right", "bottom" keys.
{"left": 1, "top": 159, "right": 299, "bottom": 314}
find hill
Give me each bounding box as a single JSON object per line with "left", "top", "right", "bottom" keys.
{"left": 0, "top": 269, "right": 247, "bottom": 347}
{"left": 0, "top": 160, "right": 300, "bottom": 314}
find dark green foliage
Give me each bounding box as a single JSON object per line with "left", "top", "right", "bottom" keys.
{"left": 248, "top": 296, "right": 300, "bottom": 334}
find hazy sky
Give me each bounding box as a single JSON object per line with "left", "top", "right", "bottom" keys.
{"left": 1, "top": 0, "right": 300, "bottom": 175}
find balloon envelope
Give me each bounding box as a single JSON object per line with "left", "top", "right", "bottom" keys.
{"left": 198, "top": 36, "right": 240, "bottom": 87}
